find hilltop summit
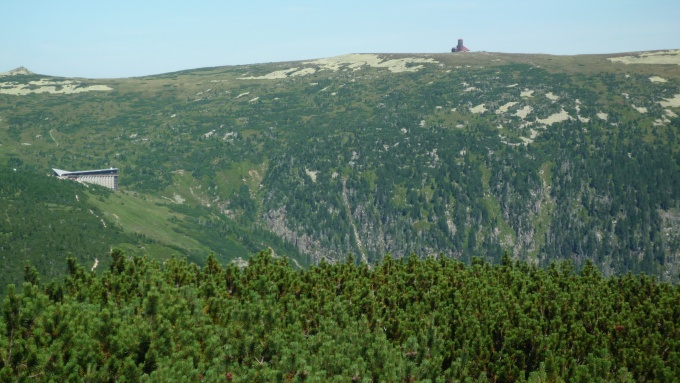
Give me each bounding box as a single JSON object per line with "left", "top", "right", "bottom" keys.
{"left": 0, "top": 66, "right": 34, "bottom": 77}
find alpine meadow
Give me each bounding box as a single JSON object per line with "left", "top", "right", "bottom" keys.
{"left": 0, "top": 50, "right": 679, "bottom": 381}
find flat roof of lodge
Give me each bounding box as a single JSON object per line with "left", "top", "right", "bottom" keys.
{"left": 53, "top": 167, "right": 118, "bottom": 176}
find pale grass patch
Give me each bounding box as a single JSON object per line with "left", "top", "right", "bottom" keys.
{"left": 0, "top": 79, "right": 112, "bottom": 95}
{"left": 597, "top": 112, "right": 608, "bottom": 121}
{"left": 632, "top": 105, "right": 648, "bottom": 114}
{"left": 653, "top": 117, "right": 671, "bottom": 127}
{"left": 520, "top": 129, "right": 539, "bottom": 145}
{"left": 574, "top": 104, "right": 590, "bottom": 123}
{"left": 304, "top": 54, "right": 437, "bottom": 73}
{"left": 536, "top": 109, "right": 573, "bottom": 126}
{"left": 659, "top": 94, "right": 680, "bottom": 108}
{"left": 469, "top": 104, "right": 487, "bottom": 114}
{"left": 242, "top": 55, "right": 434, "bottom": 80}
{"left": 499, "top": 134, "right": 521, "bottom": 147}
{"left": 239, "top": 68, "right": 298, "bottom": 80}
{"left": 520, "top": 89, "right": 534, "bottom": 98}
{"left": 515, "top": 105, "right": 533, "bottom": 119}
{"left": 495, "top": 102, "right": 518, "bottom": 114}
{"left": 291, "top": 68, "right": 317, "bottom": 77}
{"left": 608, "top": 50, "right": 680, "bottom": 65}
{"left": 649, "top": 76, "right": 668, "bottom": 83}
{"left": 545, "top": 92, "right": 559, "bottom": 101}
{"left": 305, "top": 169, "right": 319, "bottom": 183}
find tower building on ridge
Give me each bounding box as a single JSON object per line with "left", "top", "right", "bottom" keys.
{"left": 451, "top": 38, "right": 470, "bottom": 52}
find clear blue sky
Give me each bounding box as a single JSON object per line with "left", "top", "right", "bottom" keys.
{"left": 1, "top": 0, "right": 679, "bottom": 78}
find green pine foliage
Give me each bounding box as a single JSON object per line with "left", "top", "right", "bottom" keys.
{"left": 0, "top": 250, "right": 676, "bottom": 382}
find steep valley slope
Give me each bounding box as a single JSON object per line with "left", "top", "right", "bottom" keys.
{"left": 1, "top": 50, "right": 679, "bottom": 282}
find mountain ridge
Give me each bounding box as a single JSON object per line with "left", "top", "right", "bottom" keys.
{"left": 3, "top": 48, "right": 680, "bottom": 80}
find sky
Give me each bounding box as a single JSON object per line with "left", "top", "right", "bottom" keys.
{"left": 1, "top": 0, "right": 679, "bottom": 78}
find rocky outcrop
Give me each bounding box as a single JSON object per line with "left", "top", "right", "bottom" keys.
{"left": 263, "top": 207, "right": 327, "bottom": 263}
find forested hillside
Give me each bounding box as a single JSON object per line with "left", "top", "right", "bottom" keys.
{"left": 0, "top": 166, "right": 307, "bottom": 293}
{"left": 0, "top": 165, "right": 128, "bottom": 294}
{"left": 1, "top": 251, "right": 677, "bottom": 382}
{"left": 1, "top": 50, "right": 680, "bottom": 281}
